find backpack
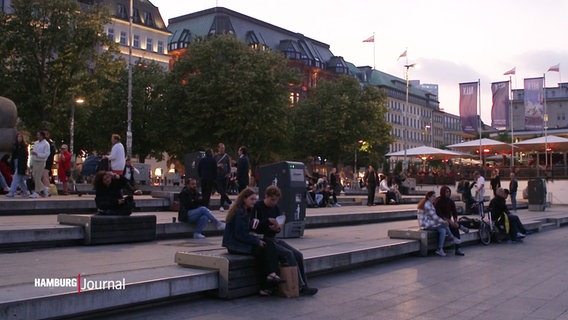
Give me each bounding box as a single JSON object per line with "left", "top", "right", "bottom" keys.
{"left": 458, "top": 216, "right": 481, "bottom": 229}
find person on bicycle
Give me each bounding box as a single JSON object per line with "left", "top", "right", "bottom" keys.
{"left": 417, "top": 191, "right": 462, "bottom": 257}
{"left": 489, "top": 187, "right": 527, "bottom": 242}
{"left": 434, "top": 186, "right": 469, "bottom": 256}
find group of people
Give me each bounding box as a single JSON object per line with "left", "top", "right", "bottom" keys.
{"left": 306, "top": 168, "right": 342, "bottom": 208}
{"left": 2, "top": 131, "right": 72, "bottom": 198}
{"left": 363, "top": 166, "right": 402, "bottom": 206}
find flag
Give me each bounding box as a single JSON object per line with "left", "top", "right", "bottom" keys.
{"left": 397, "top": 50, "right": 407, "bottom": 61}
{"left": 491, "top": 81, "right": 509, "bottom": 128}
{"left": 548, "top": 63, "right": 560, "bottom": 72}
{"left": 503, "top": 67, "right": 516, "bottom": 75}
{"left": 362, "top": 35, "right": 374, "bottom": 43}
{"left": 459, "top": 82, "right": 478, "bottom": 133}
{"left": 524, "top": 77, "right": 544, "bottom": 131}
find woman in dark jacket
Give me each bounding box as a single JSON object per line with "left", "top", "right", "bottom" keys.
{"left": 93, "top": 171, "right": 133, "bottom": 215}
{"left": 6, "top": 133, "right": 29, "bottom": 197}
{"left": 222, "top": 187, "right": 283, "bottom": 296}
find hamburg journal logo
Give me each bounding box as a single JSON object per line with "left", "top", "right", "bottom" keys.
{"left": 34, "top": 275, "right": 126, "bottom": 293}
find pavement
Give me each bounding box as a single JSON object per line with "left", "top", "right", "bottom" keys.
{"left": 1, "top": 186, "right": 568, "bottom": 319}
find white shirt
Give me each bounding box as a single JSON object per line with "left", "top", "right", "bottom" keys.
{"left": 32, "top": 139, "right": 50, "bottom": 162}
{"left": 109, "top": 142, "right": 126, "bottom": 171}
{"left": 475, "top": 176, "right": 485, "bottom": 201}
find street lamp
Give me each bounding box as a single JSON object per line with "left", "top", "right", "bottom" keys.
{"left": 70, "top": 97, "right": 85, "bottom": 157}
{"left": 425, "top": 124, "right": 432, "bottom": 147}
{"left": 404, "top": 63, "right": 416, "bottom": 173}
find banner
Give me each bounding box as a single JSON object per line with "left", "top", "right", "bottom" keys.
{"left": 524, "top": 77, "right": 544, "bottom": 131}
{"left": 459, "top": 82, "right": 478, "bottom": 133}
{"left": 491, "top": 81, "right": 509, "bottom": 128}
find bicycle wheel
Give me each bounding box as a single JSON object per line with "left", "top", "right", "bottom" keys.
{"left": 479, "top": 221, "right": 491, "bottom": 245}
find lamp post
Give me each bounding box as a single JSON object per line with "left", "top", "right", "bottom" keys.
{"left": 404, "top": 63, "right": 416, "bottom": 174}
{"left": 70, "top": 97, "right": 85, "bottom": 157}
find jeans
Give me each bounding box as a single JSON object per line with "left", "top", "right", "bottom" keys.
{"left": 367, "top": 186, "right": 376, "bottom": 205}
{"left": 0, "top": 172, "right": 8, "bottom": 189}
{"left": 428, "top": 225, "right": 453, "bottom": 249}
{"left": 9, "top": 173, "right": 28, "bottom": 196}
{"left": 266, "top": 238, "right": 307, "bottom": 287}
{"left": 510, "top": 191, "right": 517, "bottom": 211}
{"left": 187, "top": 206, "right": 218, "bottom": 234}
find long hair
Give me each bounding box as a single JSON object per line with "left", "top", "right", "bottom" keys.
{"left": 417, "top": 191, "right": 435, "bottom": 210}
{"left": 226, "top": 187, "right": 256, "bottom": 222}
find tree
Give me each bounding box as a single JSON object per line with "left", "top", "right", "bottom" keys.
{"left": 291, "top": 76, "right": 393, "bottom": 166}
{"left": 0, "top": 0, "right": 122, "bottom": 143}
{"left": 164, "top": 35, "right": 299, "bottom": 166}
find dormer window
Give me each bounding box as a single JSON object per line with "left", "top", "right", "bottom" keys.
{"left": 117, "top": 4, "right": 127, "bottom": 19}
{"left": 143, "top": 11, "right": 155, "bottom": 27}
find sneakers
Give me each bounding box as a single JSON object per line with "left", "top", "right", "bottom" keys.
{"left": 29, "top": 192, "right": 40, "bottom": 198}
{"left": 435, "top": 249, "right": 446, "bottom": 257}
{"left": 133, "top": 190, "right": 143, "bottom": 195}
{"left": 333, "top": 203, "right": 341, "bottom": 207}
{"left": 6, "top": 193, "right": 14, "bottom": 198}
{"left": 216, "top": 222, "right": 226, "bottom": 230}
{"left": 455, "top": 249, "right": 465, "bottom": 256}
{"left": 452, "top": 237, "right": 462, "bottom": 245}
{"left": 459, "top": 225, "right": 470, "bottom": 233}
{"left": 219, "top": 207, "right": 225, "bottom": 212}
{"left": 300, "top": 286, "right": 318, "bottom": 296}
{"left": 516, "top": 232, "right": 526, "bottom": 239}
{"left": 193, "top": 233, "right": 206, "bottom": 239}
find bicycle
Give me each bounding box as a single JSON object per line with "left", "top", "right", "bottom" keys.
{"left": 477, "top": 200, "right": 494, "bottom": 245}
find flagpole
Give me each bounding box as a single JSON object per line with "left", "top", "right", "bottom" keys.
{"left": 544, "top": 73, "right": 548, "bottom": 169}
{"left": 510, "top": 75, "right": 514, "bottom": 170}
{"left": 373, "top": 32, "right": 376, "bottom": 69}
{"left": 478, "top": 79, "right": 482, "bottom": 169}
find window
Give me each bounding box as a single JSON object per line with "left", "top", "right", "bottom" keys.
{"left": 133, "top": 35, "right": 140, "bottom": 48}
{"left": 157, "top": 41, "right": 164, "bottom": 54}
{"left": 143, "top": 11, "right": 155, "bottom": 27}
{"left": 146, "top": 38, "right": 153, "bottom": 51}
{"left": 120, "top": 31, "right": 127, "bottom": 45}
{"left": 117, "top": 4, "right": 127, "bottom": 19}
{"left": 107, "top": 28, "right": 115, "bottom": 42}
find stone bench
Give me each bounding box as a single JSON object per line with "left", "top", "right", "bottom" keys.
{"left": 175, "top": 238, "right": 419, "bottom": 299}
{"left": 387, "top": 227, "right": 464, "bottom": 256}
{"left": 57, "top": 214, "right": 156, "bottom": 245}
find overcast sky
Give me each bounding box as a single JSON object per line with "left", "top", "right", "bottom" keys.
{"left": 152, "top": 0, "right": 568, "bottom": 124}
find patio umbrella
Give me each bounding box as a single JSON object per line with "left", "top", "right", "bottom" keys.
{"left": 447, "top": 138, "right": 512, "bottom": 154}
{"left": 386, "top": 145, "right": 464, "bottom": 160}
{"left": 514, "top": 135, "right": 568, "bottom": 152}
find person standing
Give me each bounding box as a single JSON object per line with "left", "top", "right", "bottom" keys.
{"left": 6, "top": 133, "right": 29, "bottom": 197}
{"left": 434, "top": 186, "right": 469, "bottom": 256}
{"left": 236, "top": 146, "right": 250, "bottom": 193}
{"left": 329, "top": 167, "right": 341, "bottom": 207}
{"left": 490, "top": 169, "right": 501, "bottom": 198}
{"left": 363, "top": 165, "right": 379, "bottom": 206}
{"left": 108, "top": 134, "right": 126, "bottom": 175}
{"left": 57, "top": 144, "right": 72, "bottom": 195}
{"left": 215, "top": 143, "right": 232, "bottom": 211}
{"left": 41, "top": 131, "right": 56, "bottom": 196}
{"left": 254, "top": 185, "right": 318, "bottom": 295}
{"left": 29, "top": 131, "right": 50, "bottom": 198}
{"left": 198, "top": 148, "right": 217, "bottom": 208}
{"left": 509, "top": 172, "right": 518, "bottom": 212}
{"left": 473, "top": 171, "right": 485, "bottom": 203}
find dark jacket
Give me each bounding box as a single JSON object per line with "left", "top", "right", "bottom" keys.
{"left": 489, "top": 195, "right": 509, "bottom": 221}
{"left": 215, "top": 152, "right": 231, "bottom": 180}
{"left": 434, "top": 186, "right": 458, "bottom": 221}
{"left": 45, "top": 139, "right": 56, "bottom": 169}
{"left": 222, "top": 207, "right": 260, "bottom": 254}
{"left": 509, "top": 178, "right": 518, "bottom": 194}
{"left": 11, "top": 142, "right": 28, "bottom": 175}
{"left": 253, "top": 200, "right": 281, "bottom": 239}
{"left": 178, "top": 186, "right": 204, "bottom": 222}
{"left": 237, "top": 155, "right": 250, "bottom": 186}
{"left": 95, "top": 176, "right": 129, "bottom": 212}
{"left": 364, "top": 171, "right": 379, "bottom": 188}
{"left": 198, "top": 155, "right": 217, "bottom": 182}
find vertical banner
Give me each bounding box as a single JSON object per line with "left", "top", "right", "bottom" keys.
{"left": 491, "top": 81, "right": 510, "bottom": 128}
{"left": 524, "top": 77, "right": 544, "bottom": 131}
{"left": 459, "top": 82, "right": 478, "bottom": 133}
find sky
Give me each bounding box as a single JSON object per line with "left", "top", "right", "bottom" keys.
{"left": 151, "top": 0, "right": 568, "bottom": 124}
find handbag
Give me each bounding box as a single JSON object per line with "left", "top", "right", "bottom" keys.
{"left": 278, "top": 266, "right": 299, "bottom": 298}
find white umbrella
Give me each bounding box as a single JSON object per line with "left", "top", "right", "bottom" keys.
{"left": 386, "top": 145, "right": 464, "bottom": 159}
{"left": 515, "top": 135, "right": 568, "bottom": 152}
{"left": 447, "top": 138, "right": 512, "bottom": 154}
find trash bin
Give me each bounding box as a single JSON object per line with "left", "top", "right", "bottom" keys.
{"left": 527, "top": 178, "right": 546, "bottom": 211}
{"left": 258, "top": 161, "right": 306, "bottom": 238}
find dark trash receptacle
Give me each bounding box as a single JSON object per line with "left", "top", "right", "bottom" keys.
{"left": 258, "top": 161, "right": 306, "bottom": 238}
{"left": 527, "top": 179, "right": 546, "bottom": 211}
